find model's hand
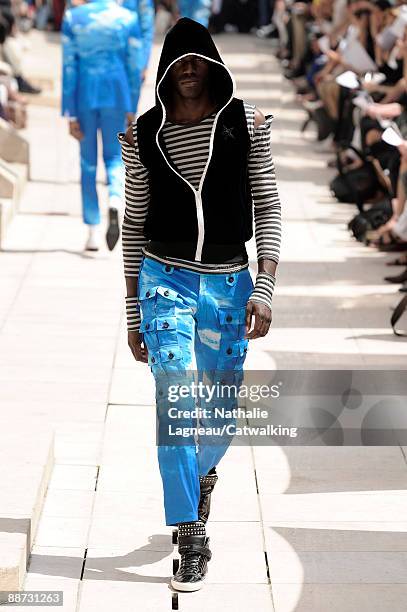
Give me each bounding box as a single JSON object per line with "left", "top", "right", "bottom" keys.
{"left": 244, "top": 301, "right": 272, "bottom": 340}
{"left": 128, "top": 330, "right": 149, "bottom": 363}
{"left": 69, "top": 120, "right": 84, "bottom": 141}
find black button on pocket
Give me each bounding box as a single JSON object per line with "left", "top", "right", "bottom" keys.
{"left": 168, "top": 352, "right": 174, "bottom": 360}
{"left": 164, "top": 290, "right": 170, "bottom": 296}
{"left": 165, "top": 265, "right": 172, "bottom": 272}
{"left": 226, "top": 314, "right": 233, "bottom": 322}
{"left": 228, "top": 276, "right": 234, "bottom": 283}
{"left": 163, "top": 321, "right": 169, "bottom": 329}
{"left": 226, "top": 347, "right": 232, "bottom": 355}
{"left": 146, "top": 291, "right": 151, "bottom": 298}
{"left": 145, "top": 323, "right": 150, "bottom": 330}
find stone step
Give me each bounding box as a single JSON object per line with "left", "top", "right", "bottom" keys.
{"left": 0, "top": 160, "right": 29, "bottom": 248}
{"left": 0, "top": 197, "right": 15, "bottom": 246}
{"left": 0, "top": 117, "right": 30, "bottom": 168}
{"left": 0, "top": 160, "right": 29, "bottom": 198}
{"left": 0, "top": 533, "right": 28, "bottom": 598}
{"left": 0, "top": 426, "right": 55, "bottom": 602}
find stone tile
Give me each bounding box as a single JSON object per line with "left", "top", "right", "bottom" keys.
{"left": 253, "top": 446, "right": 407, "bottom": 472}
{"left": 256, "top": 467, "right": 407, "bottom": 495}
{"left": 96, "top": 464, "right": 162, "bottom": 492}
{"left": 0, "top": 380, "right": 110, "bottom": 404}
{"left": 267, "top": 550, "right": 407, "bottom": 584}
{"left": 272, "top": 584, "right": 407, "bottom": 612}
{"left": 22, "top": 575, "right": 79, "bottom": 612}
{"left": 54, "top": 423, "right": 104, "bottom": 464}
{"left": 206, "top": 522, "right": 267, "bottom": 584}
{"left": 28, "top": 546, "right": 85, "bottom": 579}
{"left": 0, "top": 401, "right": 106, "bottom": 423}
{"left": 105, "top": 403, "right": 155, "bottom": 427}
{"left": 0, "top": 335, "right": 116, "bottom": 362}
{"left": 259, "top": 491, "right": 407, "bottom": 523}
{"left": 11, "top": 286, "right": 121, "bottom": 313}
{"left": 87, "top": 519, "right": 171, "bottom": 551}
{"left": 0, "top": 428, "right": 54, "bottom": 462}
{"left": 0, "top": 534, "right": 27, "bottom": 593}
{"left": 0, "top": 348, "right": 112, "bottom": 368}
{"left": 83, "top": 550, "right": 172, "bottom": 582}
{"left": 210, "top": 479, "right": 260, "bottom": 521}
{"left": 78, "top": 581, "right": 273, "bottom": 612}
{"left": 91, "top": 490, "right": 164, "bottom": 523}
{"left": 54, "top": 441, "right": 102, "bottom": 465}
{"left": 47, "top": 465, "right": 98, "bottom": 491}
{"left": 209, "top": 521, "right": 264, "bottom": 552}
{"left": 264, "top": 522, "right": 407, "bottom": 552}
{"left": 34, "top": 517, "right": 90, "bottom": 548}
{"left": 252, "top": 328, "right": 365, "bottom": 357}
{"left": 109, "top": 369, "right": 155, "bottom": 406}
{"left": 0, "top": 364, "right": 112, "bottom": 384}
{"left": 40, "top": 490, "right": 94, "bottom": 518}
{"left": 101, "top": 408, "right": 156, "bottom": 451}
{"left": 1, "top": 320, "right": 119, "bottom": 339}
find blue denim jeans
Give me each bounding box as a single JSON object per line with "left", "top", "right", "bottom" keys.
{"left": 138, "top": 254, "right": 254, "bottom": 525}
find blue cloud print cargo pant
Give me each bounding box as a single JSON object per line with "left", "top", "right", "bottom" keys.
{"left": 78, "top": 107, "right": 126, "bottom": 226}
{"left": 138, "top": 254, "right": 254, "bottom": 526}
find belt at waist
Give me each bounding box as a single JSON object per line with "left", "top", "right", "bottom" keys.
{"left": 145, "top": 241, "right": 248, "bottom": 264}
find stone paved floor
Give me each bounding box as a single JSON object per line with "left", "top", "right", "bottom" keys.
{"left": 1, "top": 30, "right": 406, "bottom": 612}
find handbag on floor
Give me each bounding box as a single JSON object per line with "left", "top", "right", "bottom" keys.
{"left": 348, "top": 197, "right": 393, "bottom": 242}
{"left": 330, "top": 146, "right": 382, "bottom": 206}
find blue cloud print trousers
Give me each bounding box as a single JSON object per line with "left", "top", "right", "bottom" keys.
{"left": 78, "top": 107, "right": 127, "bottom": 225}
{"left": 138, "top": 254, "right": 254, "bottom": 526}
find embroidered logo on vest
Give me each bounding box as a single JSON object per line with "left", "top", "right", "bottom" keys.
{"left": 222, "top": 125, "right": 235, "bottom": 140}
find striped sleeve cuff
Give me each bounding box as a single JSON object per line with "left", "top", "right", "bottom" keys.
{"left": 248, "top": 272, "right": 276, "bottom": 310}
{"left": 125, "top": 296, "right": 141, "bottom": 331}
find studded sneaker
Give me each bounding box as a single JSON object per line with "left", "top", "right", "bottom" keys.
{"left": 171, "top": 521, "right": 212, "bottom": 592}
{"left": 198, "top": 468, "right": 218, "bottom": 523}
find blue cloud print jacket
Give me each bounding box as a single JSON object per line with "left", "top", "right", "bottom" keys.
{"left": 62, "top": 0, "right": 144, "bottom": 118}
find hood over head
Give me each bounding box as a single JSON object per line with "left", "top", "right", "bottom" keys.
{"left": 155, "top": 17, "right": 235, "bottom": 113}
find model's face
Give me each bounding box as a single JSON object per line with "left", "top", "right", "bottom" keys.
{"left": 170, "top": 55, "right": 210, "bottom": 100}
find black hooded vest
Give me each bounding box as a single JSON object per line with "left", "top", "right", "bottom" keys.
{"left": 137, "top": 97, "right": 253, "bottom": 256}
{"left": 135, "top": 17, "right": 253, "bottom": 263}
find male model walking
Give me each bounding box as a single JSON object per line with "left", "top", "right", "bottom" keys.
{"left": 61, "top": 0, "right": 143, "bottom": 252}
{"left": 118, "top": 17, "right": 281, "bottom": 591}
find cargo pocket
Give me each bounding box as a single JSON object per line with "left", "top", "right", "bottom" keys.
{"left": 148, "top": 343, "right": 184, "bottom": 375}
{"left": 218, "top": 305, "right": 247, "bottom": 340}
{"left": 139, "top": 285, "right": 179, "bottom": 333}
{"left": 217, "top": 337, "right": 249, "bottom": 371}
{"left": 140, "top": 315, "right": 178, "bottom": 351}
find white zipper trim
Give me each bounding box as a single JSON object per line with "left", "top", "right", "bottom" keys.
{"left": 155, "top": 52, "right": 236, "bottom": 262}
{"left": 194, "top": 192, "right": 205, "bottom": 260}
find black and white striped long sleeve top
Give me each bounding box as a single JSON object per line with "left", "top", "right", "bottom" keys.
{"left": 118, "top": 102, "right": 282, "bottom": 331}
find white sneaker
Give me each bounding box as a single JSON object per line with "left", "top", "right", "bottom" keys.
{"left": 85, "top": 225, "right": 101, "bottom": 251}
